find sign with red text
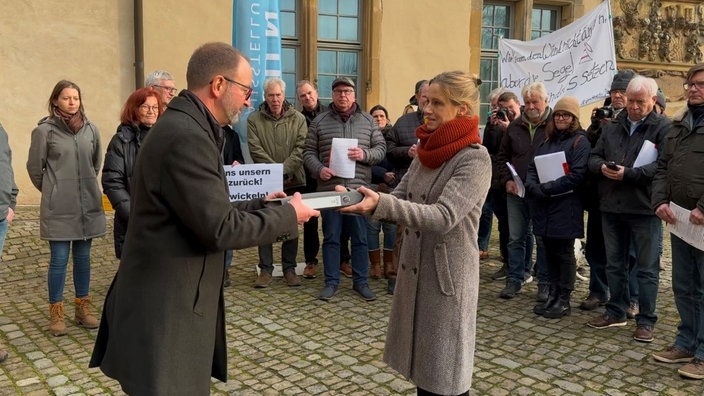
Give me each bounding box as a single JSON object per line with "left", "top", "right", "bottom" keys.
{"left": 498, "top": 1, "right": 616, "bottom": 107}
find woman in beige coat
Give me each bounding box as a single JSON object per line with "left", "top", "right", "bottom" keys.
{"left": 341, "top": 70, "right": 491, "bottom": 395}
{"left": 27, "top": 80, "right": 106, "bottom": 337}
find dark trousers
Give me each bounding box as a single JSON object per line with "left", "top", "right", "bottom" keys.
{"left": 543, "top": 237, "right": 577, "bottom": 291}
{"left": 585, "top": 209, "right": 608, "bottom": 299}
{"left": 493, "top": 189, "right": 509, "bottom": 262}
{"left": 303, "top": 216, "right": 320, "bottom": 264}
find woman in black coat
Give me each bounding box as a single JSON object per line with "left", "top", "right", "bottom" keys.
{"left": 525, "top": 96, "right": 591, "bottom": 319}
{"left": 102, "top": 87, "right": 162, "bottom": 258}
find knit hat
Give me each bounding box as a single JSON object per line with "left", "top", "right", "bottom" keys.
{"left": 332, "top": 77, "right": 355, "bottom": 90}
{"left": 610, "top": 69, "right": 636, "bottom": 92}
{"left": 553, "top": 96, "right": 580, "bottom": 119}
{"left": 656, "top": 88, "right": 666, "bottom": 110}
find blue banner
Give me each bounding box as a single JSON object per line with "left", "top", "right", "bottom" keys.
{"left": 232, "top": 0, "right": 282, "bottom": 109}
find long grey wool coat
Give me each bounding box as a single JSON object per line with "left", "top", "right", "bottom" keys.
{"left": 372, "top": 144, "right": 491, "bottom": 395}
{"left": 89, "top": 94, "right": 299, "bottom": 396}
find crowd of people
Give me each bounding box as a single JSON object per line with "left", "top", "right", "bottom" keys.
{"left": 0, "top": 40, "right": 702, "bottom": 394}
{"left": 480, "top": 64, "right": 704, "bottom": 381}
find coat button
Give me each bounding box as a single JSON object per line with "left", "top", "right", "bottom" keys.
{"left": 404, "top": 228, "right": 409, "bottom": 235}
{"left": 415, "top": 231, "right": 420, "bottom": 238}
{"left": 421, "top": 194, "right": 426, "bottom": 201}
{"left": 408, "top": 192, "right": 413, "bottom": 200}
{"left": 413, "top": 267, "right": 418, "bottom": 275}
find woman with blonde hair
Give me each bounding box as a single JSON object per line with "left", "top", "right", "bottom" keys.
{"left": 341, "top": 70, "right": 491, "bottom": 396}
{"left": 27, "top": 80, "right": 106, "bottom": 336}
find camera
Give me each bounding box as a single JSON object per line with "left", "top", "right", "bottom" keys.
{"left": 605, "top": 161, "right": 619, "bottom": 170}
{"left": 496, "top": 107, "right": 512, "bottom": 121}
{"left": 593, "top": 106, "right": 613, "bottom": 121}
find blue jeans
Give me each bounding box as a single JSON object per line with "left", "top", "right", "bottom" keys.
{"left": 602, "top": 213, "right": 660, "bottom": 325}
{"left": 506, "top": 194, "right": 546, "bottom": 284}
{"left": 258, "top": 238, "right": 299, "bottom": 273}
{"left": 321, "top": 209, "right": 368, "bottom": 287}
{"left": 0, "top": 219, "right": 8, "bottom": 260}
{"left": 48, "top": 240, "right": 93, "bottom": 303}
{"left": 367, "top": 219, "right": 397, "bottom": 251}
{"left": 629, "top": 221, "right": 664, "bottom": 302}
{"left": 477, "top": 190, "right": 494, "bottom": 251}
{"left": 670, "top": 234, "right": 704, "bottom": 360}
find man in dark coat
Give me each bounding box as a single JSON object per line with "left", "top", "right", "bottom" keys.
{"left": 586, "top": 75, "right": 671, "bottom": 344}
{"left": 89, "top": 42, "right": 319, "bottom": 396}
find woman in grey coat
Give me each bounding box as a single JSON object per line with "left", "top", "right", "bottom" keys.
{"left": 27, "top": 80, "right": 106, "bottom": 337}
{"left": 341, "top": 71, "right": 491, "bottom": 395}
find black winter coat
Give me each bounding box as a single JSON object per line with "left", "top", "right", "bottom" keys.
{"left": 588, "top": 110, "right": 672, "bottom": 215}
{"left": 102, "top": 123, "right": 148, "bottom": 258}
{"left": 526, "top": 130, "right": 591, "bottom": 238}
{"left": 652, "top": 107, "right": 704, "bottom": 212}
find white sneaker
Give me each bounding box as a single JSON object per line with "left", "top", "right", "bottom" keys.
{"left": 523, "top": 274, "right": 534, "bottom": 285}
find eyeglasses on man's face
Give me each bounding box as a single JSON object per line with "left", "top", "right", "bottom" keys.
{"left": 139, "top": 104, "right": 160, "bottom": 113}
{"left": 154, "top": 85, "right": 177, "bottom": 95}
{"left": 333, "top": 88, "right": 354, "bottom": 96}
{"left": 683, "top": 81, "right": 704, "bottom": 91}
{"left": 221, "top": 76, "right": 253, "bottom": 100}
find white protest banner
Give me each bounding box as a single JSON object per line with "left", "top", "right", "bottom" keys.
{"left": 224, "top": 164, "right": 283, "bottom": 202}
{"left": 498, "top": 1, "right": 616, "bottom": 107}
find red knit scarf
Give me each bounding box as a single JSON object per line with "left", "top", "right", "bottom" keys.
{"left": 416, "top": 115, "right": 481, "bottom": 169}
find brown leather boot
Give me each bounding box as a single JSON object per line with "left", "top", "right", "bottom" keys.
{"left": 49, "top": 302, "right": 67, "bottom": 336}
{"left": 383, "top": 249, "right": 397, "bottom": 279}
{"left": 369, "top": 250, "right": 382, "bottom": 279}
{"left": 74, "top": 296, "right": 99, "bottom": 329}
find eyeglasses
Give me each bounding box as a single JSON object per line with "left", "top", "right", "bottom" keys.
{"left": 139, "top": 104, "right": 160, "bottom": 113}
{"left": 333, "top": 89, "right": 355, "bottom": 96}
{"left": 153, "top": 85, "right": 177, "bottom": 95}
{"left": 221, "top": 76, "right": 253, "bottom": 100}
{"left": 553, "top": 113, "right": 573, "bottom": 120}
{"left": 683, "top": 81, "right": 704, "bottom": 91}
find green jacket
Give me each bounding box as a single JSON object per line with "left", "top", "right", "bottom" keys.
{"left": 26, "top": 115, "right": 105, "bottom": 240}
{"left": 247, "top": 101, "right": 307, "bottom": 190}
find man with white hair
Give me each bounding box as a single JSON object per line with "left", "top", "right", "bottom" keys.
{"left": 248, "top": 77, "right": 308, "bottom": 288}
{"left": 587, "top": 76, "right": 671, "bottom": 344}
{"left": 145, "top": 70, "right": 177, "bottom": 105}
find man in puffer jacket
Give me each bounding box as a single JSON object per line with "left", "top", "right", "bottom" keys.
{"left": 304, "top": 77, "right": 386, "bottom": 302}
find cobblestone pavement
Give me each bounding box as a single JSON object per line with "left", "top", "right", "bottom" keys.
{"left": 0, "top": 207, "right": 703, "bottom": 395}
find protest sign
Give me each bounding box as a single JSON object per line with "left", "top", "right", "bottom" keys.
{"left": 498, "top": 1, "right": 616, "bottom": 107}
{"left": 224, "top": 164, "right": 283, "bottom": 202}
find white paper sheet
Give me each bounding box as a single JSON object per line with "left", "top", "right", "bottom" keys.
{"left": 330, "top": 138, "right": 358, "bottom": 178}
{"left": 534, "top": 151, "right": 568, "bottom": 183}
{"left": 506, "top": 162, "right": 525, "bottom": 198}
{"left": 668, "top": 202, "right": 704, "bottom": 251}
{"left": 633, "top": 140, "right": 658, "bottom": 168}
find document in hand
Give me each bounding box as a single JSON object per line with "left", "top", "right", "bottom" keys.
{"left": 668, "top": 202, "right": 704, "bottom": 251}
{"left": 632, "top": 140, "right": 657, "bottom": 168}
{"left": 330, "top": 138, "right": 358, "bottom": 178}
{"left": 534, "top": 151, "right": 568, "bottom": 183}
{"left": 506, "top": 162, "right": 525, "bottom": 198}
